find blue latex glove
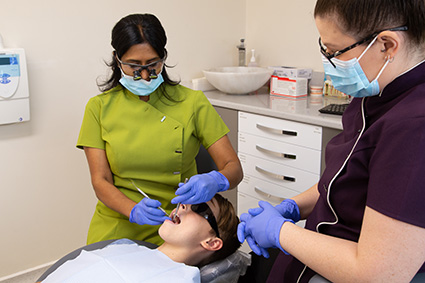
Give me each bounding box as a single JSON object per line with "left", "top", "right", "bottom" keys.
{"left": 171, "top": 171, "right": 229, "bottom": 205}
{"left": 238, "top": 201, "right": 294, "bottom": 257}
{"left": 129, "top": 198, "right": 170, "bottom": 226}
{"left": 248, "top": 199, "right": 300, "bottom": 222}
{"left": 238, "top": 215, "right": 270, "bottom": 258}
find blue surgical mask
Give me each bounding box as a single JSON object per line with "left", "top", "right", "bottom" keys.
{"left": 119, "top": 71, "right": 164, "bottom": 96}
{"left": 322, "top": 36, "right": 390, "bottom": 98}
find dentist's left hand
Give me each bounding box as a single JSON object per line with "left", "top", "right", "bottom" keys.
{"left": 129, "top": 198, "right": 170, "bottom": 226}
{"left": 171, "top": 171, "right": 229, "bottom": 204}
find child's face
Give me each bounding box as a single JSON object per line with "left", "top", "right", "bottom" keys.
{"left": 159, "top": 198, "right": 220, "bottom": 245}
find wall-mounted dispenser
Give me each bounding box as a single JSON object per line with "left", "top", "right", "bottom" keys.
{"left": 0, "top": 34, "right": 30, "bottom": 125}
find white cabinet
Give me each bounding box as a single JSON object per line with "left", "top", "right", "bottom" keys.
{"left": 237, "top": 111, "right": 322, "bottom": 252}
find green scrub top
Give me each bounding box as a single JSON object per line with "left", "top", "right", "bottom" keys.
{"left": 77, "top": 83, "right": 229, "bottom": 245}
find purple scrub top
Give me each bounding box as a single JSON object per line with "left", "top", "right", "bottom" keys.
{"left": 268, "top": 61, "right": 425, "bottom": 282}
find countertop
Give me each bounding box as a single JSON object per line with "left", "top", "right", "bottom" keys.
{"left": 203, "top": 87, "right": 345, "bottom": 130}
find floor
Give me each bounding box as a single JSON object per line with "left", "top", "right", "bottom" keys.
{"left": 0, "top": 266, "right": 51, "bottom": 283}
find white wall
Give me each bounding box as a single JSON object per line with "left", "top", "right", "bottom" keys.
{"left": 0, "top": 0, "right": 321, "bottom": 278}
{"left": 245, "top": 0, "right": 321, "bottom": 70}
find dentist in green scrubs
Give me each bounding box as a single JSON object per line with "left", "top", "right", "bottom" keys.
{"left": 77, "top": 14, "right": 243, "bottom": 245}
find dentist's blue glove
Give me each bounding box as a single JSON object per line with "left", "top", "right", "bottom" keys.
{"left": 171, "top": 171, "right": 229, "bottom": 205}
{"left": 248, "top": 199, "right": 300, "bottom": 222}
{"left": 129, "top": 198, "right": 170, "bottom": 226}
{"left": 238, "top": 201, "right": 294, "bottom": 257}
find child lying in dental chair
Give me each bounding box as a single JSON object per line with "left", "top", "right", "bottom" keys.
{"left": 38, "top": 194, "right": 243, "bottom": 283}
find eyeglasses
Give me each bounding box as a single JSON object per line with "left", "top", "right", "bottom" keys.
{"left": 319, "top": 26, "right": 408, "bottom": 68}
{"left": 191, "top": 202, "right": 220, "bottom": 238}
{"left": 116, "top": 55, "right": 166, "bottom": 80}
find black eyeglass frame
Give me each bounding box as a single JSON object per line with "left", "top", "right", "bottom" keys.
{"left": 319, "top": 26, "right": 408, "bottom": 68}
{"left": 191, "top": 202, "right": 220, "bottom": 238}
{"left": 115, "top": 52, "right": 167, "bottom": 80}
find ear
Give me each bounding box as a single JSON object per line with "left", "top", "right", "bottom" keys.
{"left": 200, "top": 237, "right": 223, "bottom": 252}
{"left": 377, "top": 31, "right": 402, "bottom": 61}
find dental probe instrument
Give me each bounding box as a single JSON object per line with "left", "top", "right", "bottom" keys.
{"left": 130, "top": 180, "right": 169, "bottom": 216}
{"left": 173, "top": 178, "right": 188, "bottom": 221}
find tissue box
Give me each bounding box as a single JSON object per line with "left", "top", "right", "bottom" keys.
{"left": 270, "top": 76, "right": 308, "bottom": 98}
{"left": 268, "top": 66, "right": 312, "bottom": 79}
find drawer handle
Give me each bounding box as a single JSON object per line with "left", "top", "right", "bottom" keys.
{"left": 254, "top": 186, "right": 285, "bottom": 203}
{"left": 255, "top": 166, "right": 296, "bottom": 182}
{"left": 256, "top": 145, "right": 296, "bottom": 160}
{"left": 256, "top": 123, "right": 298, "bottom": 136}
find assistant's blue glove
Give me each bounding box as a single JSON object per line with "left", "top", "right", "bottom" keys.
{"left": 129, "top": 198, "right": 170, "bottom": 226}
{"left": 275, "top": 199, "right": 300, "bottom": 222}
{"left": 238, "top": 201, "right": 294, "bottom": 257}
{"left": 246, "top": 199, "right": 300, "bottom": 222}
{"left": 238, "top": 215, "right": 270, "bottom": 258}
{"left": 171, "top": 171, "right": 229, "bottom": 205}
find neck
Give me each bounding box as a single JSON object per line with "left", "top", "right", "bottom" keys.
{"left": 157, "top": 242, "right": 209, "bottom": 267}
{"left": 380, "top": 53, "right": 425, "bottom": 90}
{"left": 139, "top": 95, "right": 149, "bottom": 102}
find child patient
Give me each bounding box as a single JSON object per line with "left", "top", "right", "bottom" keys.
{"left": 40, "top": 194, "right": 240, "bottom": 282}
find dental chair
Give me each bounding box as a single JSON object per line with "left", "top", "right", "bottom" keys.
{"left": 38, "top": 146, "right": 251, "bottom": 282}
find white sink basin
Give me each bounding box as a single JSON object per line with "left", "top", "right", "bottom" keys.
{"left": 203, "top": 67, "right": 272, "bottom": 95}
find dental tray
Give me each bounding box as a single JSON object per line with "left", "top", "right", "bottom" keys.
{"left": 318, "top": 103, "right": 350, "bottom": 115}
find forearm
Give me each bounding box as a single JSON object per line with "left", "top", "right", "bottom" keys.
{"left": 207, "top": 135, "right": 243, "bottom": 190}
{"left": 281, "top": 223, "right": 360, "bottom": 282}
{"left": 91, "top": 177, "right": 136, "bottom": 218}
{"left": 291, "top": 183, "right": 319, "bottom": 220}
{"left": 279, "top": 207, "right": 424, "bottom": 282}
{"left": 218, "top": 159, "right": 243, "bottom": 190}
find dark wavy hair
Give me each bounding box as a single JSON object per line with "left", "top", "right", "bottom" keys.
{"left": 98, "top": 14, "right": 180, "bottom": 96}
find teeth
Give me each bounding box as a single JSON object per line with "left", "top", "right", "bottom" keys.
{"left": 173, "top": 214, "right": 181, "bottom": 224}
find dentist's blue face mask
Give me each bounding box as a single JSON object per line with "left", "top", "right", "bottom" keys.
{"left": 322, "top": 36, "right": 390, "bottom": 98}
{"left": 119, "top": 70, "right": 164, "bottom": 97}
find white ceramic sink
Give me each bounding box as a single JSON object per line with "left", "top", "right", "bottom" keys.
{"left": 203, "top": 67, "right": 272, "bottom": 95}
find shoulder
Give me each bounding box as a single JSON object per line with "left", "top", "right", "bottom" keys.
{"left": 86, "top": 86, "right": 125, "bottom": 107}
{"left": 164, "top": 83, "right": 206, "bottom": 100}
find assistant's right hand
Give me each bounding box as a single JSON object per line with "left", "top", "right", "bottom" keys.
{"left": 129, "top": 198, "right": 170, "bottom": 226}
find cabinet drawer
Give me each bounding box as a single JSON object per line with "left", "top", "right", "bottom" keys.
{"left": 239, "top": 153, "right": 319, "bottom": 193}
{"left": 238, "top": 174, "right": 299, "bottom": 201}
{"left": 239, "top": 111, "right": 322, "bottom": 150}
{"left": 239, "top": 132, "right": 321, "bottom": 174}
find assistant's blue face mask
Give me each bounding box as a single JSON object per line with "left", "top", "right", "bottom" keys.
{"left": 119, "top": 70, "right": 164, "bottom": 97}
{"left": 322, "top": 36, "right": 390, "bottom": 98}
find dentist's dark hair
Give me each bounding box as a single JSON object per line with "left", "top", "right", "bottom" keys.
{"left": 314, "top": 0, "right": 425, "bottom": 50}
{"left": 98, "top": 13, "right": 180, "bottom": 94}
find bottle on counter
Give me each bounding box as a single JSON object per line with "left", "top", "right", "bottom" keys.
{"left": 248, "top": 49, "right": 258, "bottom": 67}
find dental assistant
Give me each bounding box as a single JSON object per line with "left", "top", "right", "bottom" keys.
{"left": 238, "top": 0, "right": 425, "bottom": 282}
{"left": 77, "top": 14, "right": 242, "bottom": 245}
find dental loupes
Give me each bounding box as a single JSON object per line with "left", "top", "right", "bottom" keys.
{"left": 130, "top": 179, "right": 169, "bottom": 216}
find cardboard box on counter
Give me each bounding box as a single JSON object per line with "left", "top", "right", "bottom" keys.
{"left": 268, "top": 66, "right": 313, "bottom": 79}
{"left": 270, "top": 76, "right": 308, "bottom": 98}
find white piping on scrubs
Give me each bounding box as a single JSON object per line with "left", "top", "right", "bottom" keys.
{"left": 296, "top": 97, "right": 367, "bottom": 283}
